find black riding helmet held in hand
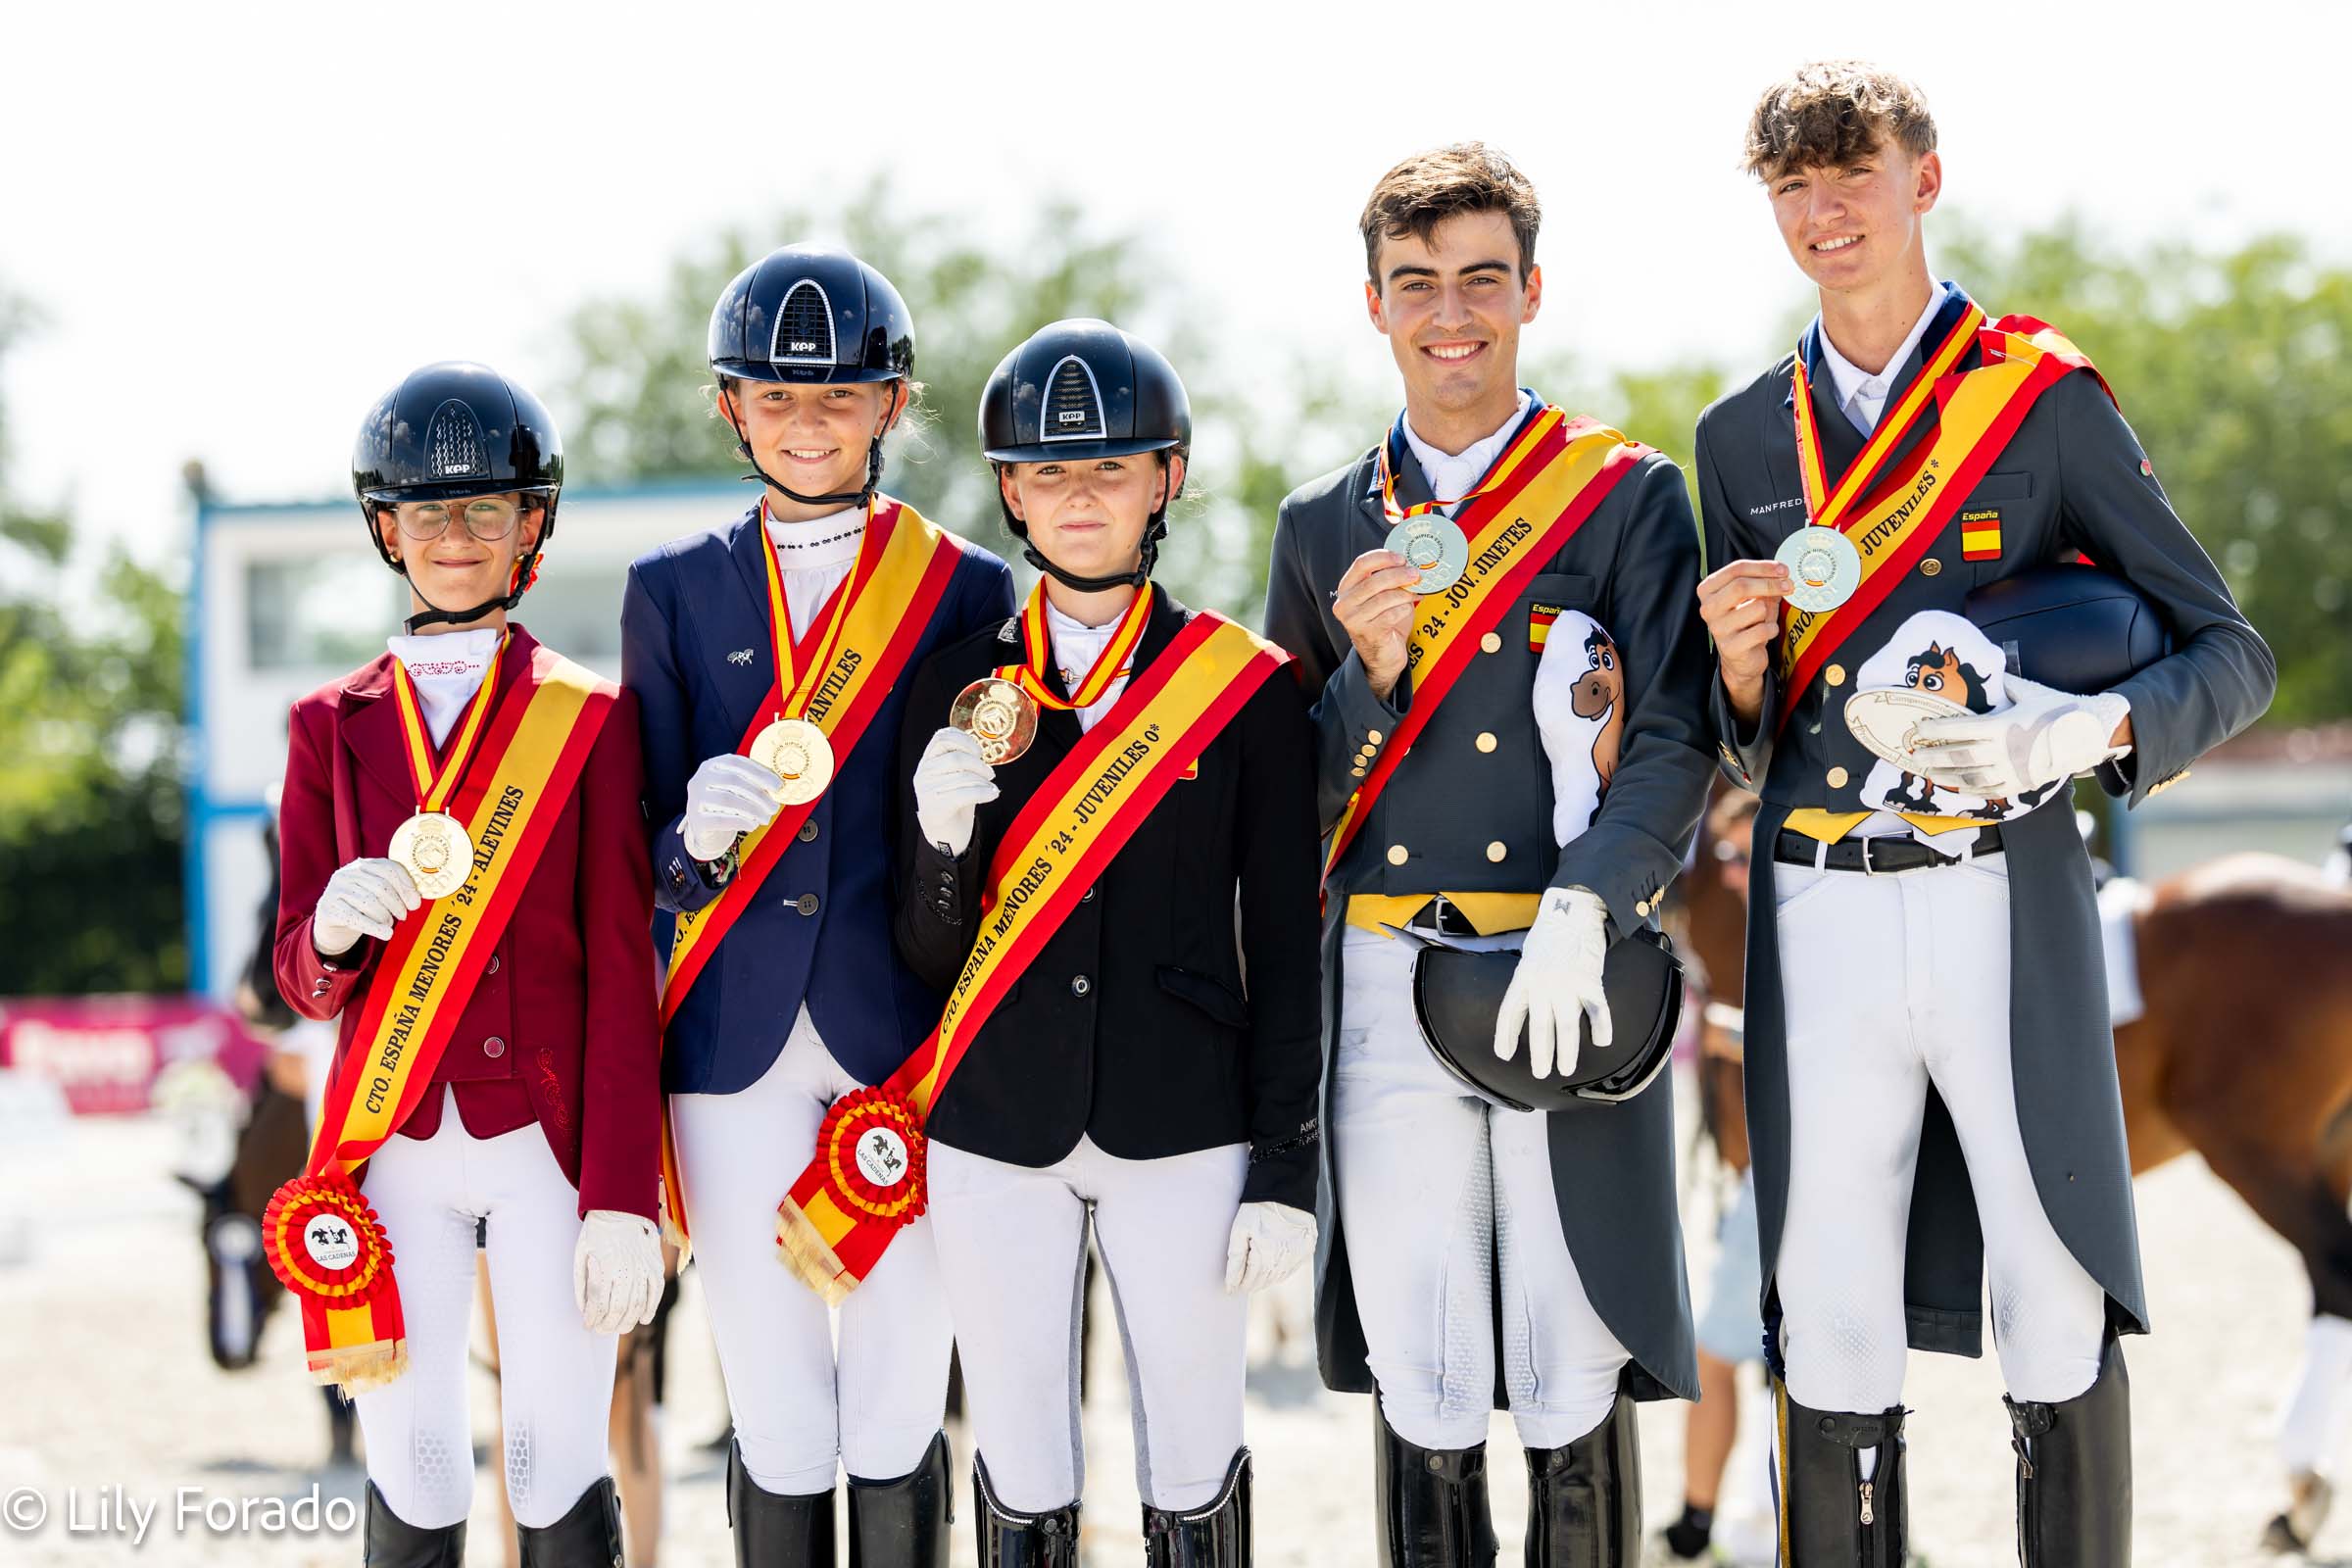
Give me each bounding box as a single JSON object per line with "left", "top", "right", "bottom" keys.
{"left": 353, "top": 361, "right": 564, "bottom": 635}
{"left": 709, "top": 243, "right": 915, "bottom": 511}
{"left": 978, "top": 318, "right": 1191, "bottom": 593}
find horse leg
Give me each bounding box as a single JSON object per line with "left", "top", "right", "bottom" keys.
{"left": 2187, "top": 1132, "right": 2352, "bottom": 1551}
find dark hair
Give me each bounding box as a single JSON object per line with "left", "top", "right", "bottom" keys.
{"left": 1359, "top": 142, "right": 1541, "bottom": 283}
{"left": 1743, "top": 60, "right": 1936, "bottom": 182}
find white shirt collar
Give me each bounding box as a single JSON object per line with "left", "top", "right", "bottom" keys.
{"left": 1815, "top": 286, "right": 1946, "bottom": 434}
{"left": 1400, "top": 389, "right": 1534, "bottom": 508}
{"left": 762, "top": 502, "right": 866, "bottom": 572}
{"left": 386, "top": 627, "right": 502, "bottom": 746}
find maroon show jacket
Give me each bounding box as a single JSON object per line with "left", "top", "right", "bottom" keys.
{"left": 272, "top": 624, "right": 661, "bottom": 1220}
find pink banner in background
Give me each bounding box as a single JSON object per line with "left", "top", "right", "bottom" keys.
{"left": 0, "top": 997, "right": 268, "bottom": 1114}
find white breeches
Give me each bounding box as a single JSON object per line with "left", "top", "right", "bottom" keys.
{"left": 927, "top": 1135, "right": 1249, "bottom": 1513}
{"left": 1772, "top": 852, "right": 2108, "bottom": 1413}
{"left": 355, "top": 1088, "right": 614, "bottom": 1530}
{"left": 668, "top": 1011, "right": 954, "bottom": 1495}
{"left": 1333, "top": 927, "right": 1631, "bottom": 1453}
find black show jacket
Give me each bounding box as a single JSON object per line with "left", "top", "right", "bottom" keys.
{"left": 892, "top": 590, "right": 1324, "bottom": 1211}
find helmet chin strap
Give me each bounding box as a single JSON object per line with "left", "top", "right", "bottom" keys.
{"left": 724, "top": 388, "right": 895, "bottom": 512}
{"left": 402, "top": 551, "right": 538, "bottom": 636}
{"left": 1023, "top": 511, "right": 1166, "bottom": 594}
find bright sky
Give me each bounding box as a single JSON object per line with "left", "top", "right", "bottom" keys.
{"left": 4, "top": 0, "right": 2342, "bottom": 572}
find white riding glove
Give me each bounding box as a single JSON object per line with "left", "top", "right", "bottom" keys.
{"left": 912, "top": 727, "right": 999, "bottom": 857}
{"left": 1223, "top": 1200, "right": 1316, "bottom": 1294}
{"left": 311, "top": 858, "right": 421, "bottom": 955}
{"left": 1494, "top": 886, "right": 1611, "bottom": 1083}
{"left": 1908, "top": 676, "right": 2131, "bottom": 799}
{"left": 681, "top": 754, "right": 786, "bottom": 861}
{"left": 573, "top": 1209, "right": 663, "bottom": 1335}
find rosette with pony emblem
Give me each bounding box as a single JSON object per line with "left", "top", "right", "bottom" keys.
{"left": 774, "top": 1086, "right": 928, "bottom": 1302}
{"left": 261, "top": 1169, "right": 409, "bottom": 1391}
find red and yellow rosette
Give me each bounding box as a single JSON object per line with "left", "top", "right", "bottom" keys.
{"left": 775, "top": 1086, "right": 928, "bottom": 1302}
{"left": 261, "top": 1170, "right": 409, "bottom": 1394}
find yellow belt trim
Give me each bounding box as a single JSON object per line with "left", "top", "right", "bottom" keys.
{"left": 1345, "top": 892, "right": 1542, "bottom": 937}
{"left": 1782, "top": 807, "right": 1986, "bottom": 843}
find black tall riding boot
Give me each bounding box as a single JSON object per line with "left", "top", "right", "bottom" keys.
{"left": 516, "top": 1476, "right": 622, "bottom": 1568}
{"left": 1375, "top": 1407, "right": 1498, "bottom": 1566}
{"left": 362, "top": 1481, "right": 466, "bottom": 1568}
{"left": 971, "top": 1452, "right": 1080, "bottom": 1567}
{"left": 2005, "top": 1336, "right": 2132, "bottom": 1567}
{"left": 727, "top": 1440, "right": 836, "bottom": 1566}
{"left": 850, "top": 1429, "right": 955, "bottom": 1568}
{"left": 1772, "top": 1378, "right": 1907, "bottom": 1566}
{"left": 1523, "top": 1392, "right": 1640, "bottom": 1566}
{"left": 1143, "top": 1446, "right": 1251, "bottom": 1566}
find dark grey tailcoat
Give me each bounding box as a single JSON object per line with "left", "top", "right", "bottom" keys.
{"left": 1263, "top": 402, "right": 1716, "bottom": 1403}
{"left": 1694, "top": 285, "right": 2276, "bottom": 1356}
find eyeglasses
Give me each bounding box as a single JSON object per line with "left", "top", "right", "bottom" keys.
{"left": 392, "top": 496, "right": 523, "bottom": 542}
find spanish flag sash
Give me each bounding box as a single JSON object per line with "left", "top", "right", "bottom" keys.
{"left": 772, "top": 611, "right": 1291, "bottom": 1302}
{"left": 655, "top": 499, "right": 964, "bottom": 1246}
{"left": 1322, "top": 409, "right": 1648, "bottom": 886}
{"left": 261, "top": 649, "right": 616, "bottom": 1392}
{"left": 1773, "top": 314, "right": 2106, "bottom": 735}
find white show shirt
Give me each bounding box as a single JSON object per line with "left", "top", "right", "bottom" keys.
{"left": 1400, "top": 390, "right": 1536, "bottom": 516}
{"left": 764, "top": 503, "right": 866, "bottom": 637}
{"left": 386, "top": 627, "right": 502, "bottom": 747}
{"left": 1815, "top": 286, "right": 1946, "bottom": 437}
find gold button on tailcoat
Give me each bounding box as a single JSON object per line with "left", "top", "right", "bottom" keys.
{"left": 1476, "top": 732, "right": 1497, "bottom": 753}
{"left": 1388, "top": 844, "right": 1409, "bottom": 866}
{"left": 1480, "top": 632, "right": 1502, "bottom": 654}
{"left": 1826, "top": 664, "right": 1846, "bottom": 687}
{"left": 1827, "top": 766, "right": 1849, "bottom": 789}
{"left": 1486, "top": 841, "right": 1507, "bottom": 862}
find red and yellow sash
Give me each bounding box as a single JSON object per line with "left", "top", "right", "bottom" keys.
{"left": 262, "top": 650, "right": 615, "bottom": 1392}
{"left": 655, "top": 499, "right": 964, "bottom": 1245}
{"left": 997, "top": 580, "right": 1153, "bottom": 710}
{"left": 772, "top": 611, "right": 1291, "bottom": 1302}
{"left": 1774, "top": 315, "right": 2104, "bottom": 735}
{"left": 1322, "top": 409, "right": 1647, "bottom": 885}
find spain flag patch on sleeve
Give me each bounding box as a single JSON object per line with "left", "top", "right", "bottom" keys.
{"left": 1959, "top": 509, "right": 2002, "bottom": 562}
{"left": 1528, "top": 603, "right": 1563, "bottom": 654}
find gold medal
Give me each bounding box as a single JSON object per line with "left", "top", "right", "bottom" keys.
{"left": 951, "top": 677, "right": 1041, "bottom": 765}
{"left": 751, "top": 716, "right": 835, "bottom": 806}
{"left": 389, "top": 810, "right": 476, "bottom": 900}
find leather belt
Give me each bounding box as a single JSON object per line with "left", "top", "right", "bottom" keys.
{"left": 1773, "top": 823, "right": 2004, "bottom": 875}
{"left": 1404, "top": 894, "right": 1485, "bottom": 937}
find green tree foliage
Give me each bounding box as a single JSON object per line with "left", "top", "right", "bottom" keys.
{"left": 1940, "top": 220, "right": 2350, "bottom": 722}
{"left": 0, "top": 295, "right": 187, "bottom": 992}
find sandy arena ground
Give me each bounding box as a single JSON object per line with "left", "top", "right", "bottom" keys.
{"left": 0, "top": 1075, "right": 2341, "bottom": 1567}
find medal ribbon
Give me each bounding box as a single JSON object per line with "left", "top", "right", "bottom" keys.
{"left": 760, "top": 498, "right": 874, "bottom": 725}
{"left": 773, "top": 612, "right": 1292, "bottom": 1302}
{"left": 1789, "top": 300, "right": 1985, "bottom": 533}
{"left": 1772, "top": 318, "right": 2107, "bottom": 733}
{"left": 263, "top": 650, "right": 615, "bottom": 1391}
{"left": 1375, "top": 406, "right": 1554, "bottom": 524}
{"left": 996, "top": 581, "right": 1154, "bottom": 711}
{"left": 1322, "top": 411, "right": 1647, "bottom": 887}
{"left": 386, "top": 633, "right": 508, "bottom": 813}
{"left": 658, "top": 501, "right": 967, "bottom": 1244}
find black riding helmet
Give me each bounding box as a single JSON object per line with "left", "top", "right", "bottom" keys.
{"left": 978, "top": 318, "right": 1192, "bottom": 593}
{"left": 352, "top": 362, "right": 564, "bottom": 635}
{"left": 709, "top": 243, "right": 914, "bottom": 511}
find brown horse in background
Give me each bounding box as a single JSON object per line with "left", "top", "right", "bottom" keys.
{"left": 1676, "top": 795, "right": 2352, "bottom": 1548}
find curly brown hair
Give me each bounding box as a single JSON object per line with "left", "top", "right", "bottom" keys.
{"left": 1742, "top": 61, "right": 1936, "bottom": 182}
{"left": 1358, "top": 142, "right": 1541, "bottom": 283}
